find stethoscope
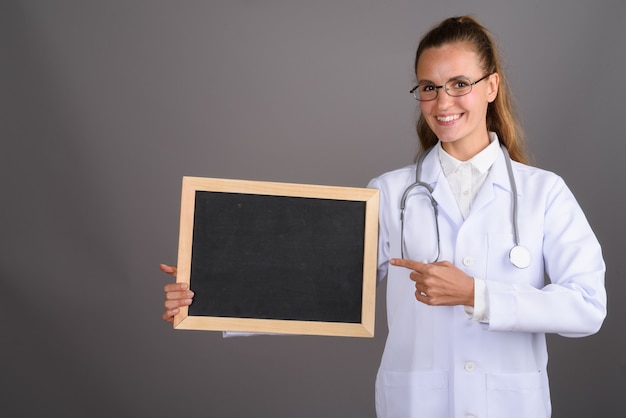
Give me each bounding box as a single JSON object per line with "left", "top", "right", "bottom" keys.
{"left": 399, "top": 142, "right": 531, "bottom": 269}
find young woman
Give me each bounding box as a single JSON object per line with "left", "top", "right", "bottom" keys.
{"left": 161, "top": 16, "right": 606, "bottom": 418}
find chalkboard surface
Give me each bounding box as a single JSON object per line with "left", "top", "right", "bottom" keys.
{"left": 189, "top": 192, "right": 365, "bottom": 323}
{"left": 174, "top": 177, "right": 379, "bottom": 337}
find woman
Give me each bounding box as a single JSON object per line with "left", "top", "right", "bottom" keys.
{"left": 161, "top": 16, "right": 606, "bottom": 418}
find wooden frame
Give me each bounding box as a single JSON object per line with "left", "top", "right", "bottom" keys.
{"left": 174, "top": 176, "right": 379, "bottom": 337}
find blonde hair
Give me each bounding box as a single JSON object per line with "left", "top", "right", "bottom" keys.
{"left": 414, "top": 16, "right": 528, "bottom": 164}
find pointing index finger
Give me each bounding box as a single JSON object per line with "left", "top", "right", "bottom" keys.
{"left": 390, "top": 258, "right": 427, "bottom": 271}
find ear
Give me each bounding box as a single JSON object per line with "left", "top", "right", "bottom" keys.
{"left": 487, "top": 72, "right": 500, "bottom": 103}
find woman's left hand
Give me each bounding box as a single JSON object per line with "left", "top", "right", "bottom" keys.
{"left": 390, "top": 258, "right": 474, "bottom": 306}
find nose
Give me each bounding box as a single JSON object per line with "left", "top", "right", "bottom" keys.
{"left": 435, "top": 88, "right": 454, "bottom": 109}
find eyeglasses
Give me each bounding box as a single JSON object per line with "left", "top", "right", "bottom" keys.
{"left": 410, "top": 74, "right": 492, "bottom": 101}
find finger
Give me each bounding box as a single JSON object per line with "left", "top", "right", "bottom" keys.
{"left": 162, "top": 308, "right": 179, "bottom": 323}
{"left": 408, "top": 270, "right": 425, "bottom": 283}
{"left": 159, "top": 264, "right": 178, "bottom": 277}
{"left": 417, "top": 294, "right": 440, "bottom": 306}
{"left": 164, "top": 289, "right": 194, "bottom": 301}
{"left": 164, "top": 282, "right": 189, "bottom": 292}
{"left": 164, "top": 298, "right": 192, "bottom": 310}
{"left": 413, "top": 281, "right": 427, "bottom": 294}
{"left": 414, "top": 290, "right": 431, "bottom": 305}
{"left": 390, "top": 258, "right": 427, "bottom": 272}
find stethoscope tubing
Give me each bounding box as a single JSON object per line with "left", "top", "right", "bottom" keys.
{"left": 399, "top": 141, "right": 530, "bottom": 269}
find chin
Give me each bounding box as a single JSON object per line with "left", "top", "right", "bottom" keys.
{"left": 432, "top": 131, "right": 463, "bottom": 144}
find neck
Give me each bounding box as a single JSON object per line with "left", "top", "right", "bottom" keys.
{"left": 441, "top": 133, "right": 491, "bottom": 161}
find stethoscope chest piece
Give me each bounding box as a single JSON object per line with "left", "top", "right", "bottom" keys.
{"left": 509, "top": 245, "right": 531, "bottom": 269}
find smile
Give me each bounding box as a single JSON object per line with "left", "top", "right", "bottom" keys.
{"left": 437, "top": 114, "right": 462, "bottom": 123}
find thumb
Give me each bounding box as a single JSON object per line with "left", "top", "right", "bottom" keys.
{"left": 159, "top": 264, "right": 178, "bottom": 277}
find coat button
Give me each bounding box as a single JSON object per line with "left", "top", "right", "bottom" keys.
{"left": 462, "top": 256, "right": 474, "bottom": 266}
{"left": 464, "top": 361, "right": 476, "bottom": 372}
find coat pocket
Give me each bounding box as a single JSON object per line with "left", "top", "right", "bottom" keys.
{"left": 486, "top": 371, "right": 549, "bottom": 418}
{"left": 487, "top": 232, "right": 544, "bottom": 287}
{"left": 376, "top": 370, "right": 448, "bottom": 418}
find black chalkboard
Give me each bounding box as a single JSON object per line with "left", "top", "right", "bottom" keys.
{"left": 189, "top": 192, "right": 365, "bottom": 323}
{"left": 174, "top": 177, "right": 379, "bottom": 337}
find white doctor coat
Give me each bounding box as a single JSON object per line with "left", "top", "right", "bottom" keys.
{"left": 368, "top": 144, "right": 606, "bottom": 418}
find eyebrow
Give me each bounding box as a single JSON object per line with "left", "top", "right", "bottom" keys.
{"left": 417, "top": 75, "right": 471, "bottom": 84}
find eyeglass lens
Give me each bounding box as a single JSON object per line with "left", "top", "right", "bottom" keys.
{"left": 413, "top": 78, "right": 473, "bottom": 101}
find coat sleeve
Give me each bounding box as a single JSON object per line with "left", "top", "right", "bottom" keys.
{"left": 367, "top": 177, "right": 390, "bottom": 285}
{"left": 487, "top": 175, "right": 607, "bottom": 337}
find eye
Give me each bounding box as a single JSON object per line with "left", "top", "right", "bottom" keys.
{"left": 450, "top": 79, "right": 470, "bottom": 89}
{"left": 420, "top": 83, "right": 436, "bottom": 92}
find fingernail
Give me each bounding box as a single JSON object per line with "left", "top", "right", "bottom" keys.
{"left": 186, "top": 291, "right": 194, "bottom": 297}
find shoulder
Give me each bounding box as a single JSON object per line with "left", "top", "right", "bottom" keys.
{"left": 367, "top": 164, "right": 415, "bottom": 191}
{"left": 511, "top": 160, "right": 564, "bottom": 186}
{"left": 367, "top": 165, "right": 419, "bottom": 212}
{"left": 511, "top": 161, "right": 576, "bottom": 205}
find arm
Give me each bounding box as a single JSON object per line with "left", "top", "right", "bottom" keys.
{"left": 487, "top": 177, "right": 606, "bottom": 337}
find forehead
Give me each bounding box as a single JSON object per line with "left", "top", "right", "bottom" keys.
{"left": 416, "top": 42, "right": 482, "bottom": 81}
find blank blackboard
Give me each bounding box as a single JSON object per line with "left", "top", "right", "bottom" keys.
{"left": 173, "top": 177, "right": 379, "bottom": 337}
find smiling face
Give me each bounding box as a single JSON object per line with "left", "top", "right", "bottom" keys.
{"left": 416, "top": 42, "right": 499, "bottom": 160}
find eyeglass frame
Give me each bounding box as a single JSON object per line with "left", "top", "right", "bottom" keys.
{"left": 409, "top": 73, "right": 493, "bottom": 101}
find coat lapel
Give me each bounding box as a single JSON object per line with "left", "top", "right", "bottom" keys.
{"left": 469, "top": 146, "right": 515, "bottom": 216}
{"left": 419, "top": 149, "right": 464, "bottom": 228}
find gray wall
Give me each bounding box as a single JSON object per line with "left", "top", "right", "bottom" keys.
{"left": 2, "top": 1, "right": 624, "bottom": 417}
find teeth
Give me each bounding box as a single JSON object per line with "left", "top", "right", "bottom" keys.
{"left": 437, "top": 114, "right": 461, "bottom": 122}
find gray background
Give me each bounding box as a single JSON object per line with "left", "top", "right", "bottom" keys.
{"left": 2, "top": 1, "right": 624, "bottom": 417}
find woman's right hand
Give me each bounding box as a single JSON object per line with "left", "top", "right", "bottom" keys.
{"left": 160, "top": 264, "right": 194, "bottom": 323}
